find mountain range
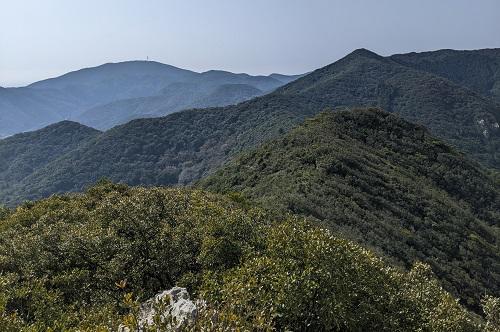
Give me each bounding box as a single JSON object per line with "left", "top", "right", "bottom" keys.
{"left": 0, "top": 48, "right": 499, "bottom": 206}
{"left": 0, "top": 61, "right": 300, "bottom": 136}
{"left": 1, "top": 47, "right": 500, "bottom": 329}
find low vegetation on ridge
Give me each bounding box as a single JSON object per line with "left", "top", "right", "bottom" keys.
{"left": 0, "top": 182, "right": 494, "bottom": 331}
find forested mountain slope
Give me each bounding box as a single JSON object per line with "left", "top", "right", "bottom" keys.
{"left": 391, "top": 48, "right": 500, "bottom": 102}
{"left": 276, "top": 49, "right": 500, "bottom": 168}
{"left": 200, "top": 108, "right": 500, "bottom": 311}
{"left": 1, "top": 48, "right": 499, "bottom": 205}
{"left": 75, "top": 68, "right": 297, "bottom": 130}
{"left": 0, "top": 121, "right": 100, "bottom": 199}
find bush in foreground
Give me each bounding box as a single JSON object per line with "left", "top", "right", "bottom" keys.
{"left": 0, "top": 182, "right": 491, "bottom": 330}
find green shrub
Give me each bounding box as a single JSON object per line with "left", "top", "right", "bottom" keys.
{"left": 0, "top": 182, "right": 264, "bottom": 330}
{"left": 198, "top": 220, "right": 480, "bottom": 331}
{"left": 0, "top": 182, "right": 486, "bottom": 330}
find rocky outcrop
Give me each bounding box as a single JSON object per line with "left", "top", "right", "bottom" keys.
{"left": 119, "top": 287, "right": 199, "bottom": 331}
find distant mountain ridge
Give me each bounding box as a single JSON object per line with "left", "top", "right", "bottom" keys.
{"left": 0, "top": 61, "right": 301, "bottom": 136}
{"left": 0, "top": 48, "right": 499, "bottom": 206}
{"left": 391, "top": 48, "right": 500, "bottom": 102}
{"left": 74, "top": 72, "right": 281, "bottom": 130}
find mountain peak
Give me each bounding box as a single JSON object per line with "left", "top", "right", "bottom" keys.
{"left": 346, "top": 48, "right": 384, "bottom": 60}
{"left": 14, "top": 120, "right": 101, "bottom": 138}
{"left": 46, "top": 120, "right": 95, "bottom": 129}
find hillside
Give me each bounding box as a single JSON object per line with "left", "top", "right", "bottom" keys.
{"left": 0, "top": 61, "right": 296, "bottom": 136}
{"left": 1, "top": 48, "right": 499, "bottom": 205}
{"left": 0, "top": 182, "right": 484, "bottom": 330}
{"left": 0, "top": 121, "right": 100, "bottom": 201}
{"left": 76, "top": 82, "right": 264, "bottom": 130}
{"left": 0, "top": 87, "right": 77, "bottom": 137}
{"left": 391, "top": 48, "right": 500, "bottom": 102}
{"left": 190, "top": 83, "right": 263, "bottom": 108}
{"left": 270, "top": 72, "right": 305, "bottom": 84}
{"left": 276, "top": 49, "right": 500, "bottom": 168}
{"left": 200, "top": 108, "right": 500, "bottom": 311}
{"left": 75, "top": 68, "right": 295, "bottom": 130}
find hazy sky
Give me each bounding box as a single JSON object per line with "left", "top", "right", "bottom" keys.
{"left": 1, "top": 0, "right": 499, "bottom": 86}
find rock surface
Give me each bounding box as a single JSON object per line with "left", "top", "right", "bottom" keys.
{"left": 119, "top": 287, "right": 198, "bottom": 331}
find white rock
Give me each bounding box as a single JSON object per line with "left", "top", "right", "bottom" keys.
{"left": 119, "top": 287, "right": 198, "bottom": 331}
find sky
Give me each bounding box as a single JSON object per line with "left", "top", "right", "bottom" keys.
{"left": 1, "top": 0, "right": 499, "bottom": 87}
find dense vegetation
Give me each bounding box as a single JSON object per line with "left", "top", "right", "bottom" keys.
{"left": 0, "top": 181, "right": 493, "bottom": 331}
{"left": 1, "top": 48, "right": 499, "bottom": 206}
{"left": 0, "top": 121, "right": 100, "bottom": 202}
{"left": 277, "top": 49, "right": 500, "bottom": 169}
{"left": 200, "top": 109, "right": 500, "bottom": 312}
{"left": 391, "top": 48, "right": 500, "bottom": 102}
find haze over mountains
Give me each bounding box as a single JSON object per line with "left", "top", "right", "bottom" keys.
{"left": 0, "top": 61, "right": 300, "bottom": 136}
{"left": 0, "top": 48, "right": 499, "bottom": 206}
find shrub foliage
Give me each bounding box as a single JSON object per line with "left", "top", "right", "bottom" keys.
{"left": 0, "top": 182, "right": 490, "bottom": 330}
